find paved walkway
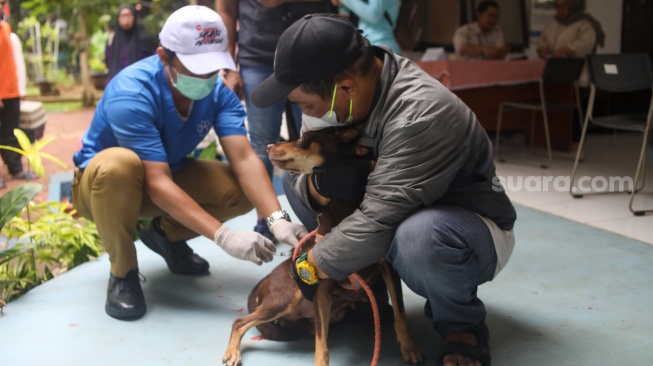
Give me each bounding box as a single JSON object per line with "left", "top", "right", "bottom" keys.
{"left": 1, "top": 108, "right": 94, "bottom": 202}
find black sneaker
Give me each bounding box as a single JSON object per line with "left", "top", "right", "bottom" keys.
{"left": 105, "top": 269, "right": 146, "bottom": 320}
{"left": 139, "top": 218, "right": 209, "bottom": 276}
{"left": 254, "top": 217, "right": 275, "bottom": 241}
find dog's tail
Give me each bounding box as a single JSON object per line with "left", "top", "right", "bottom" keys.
{"left": 247, "top": 281, "right": 306, "bottom": 342}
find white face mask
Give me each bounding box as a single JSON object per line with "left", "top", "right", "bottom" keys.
{"left": 301, "top": 83, "right": 354, "bottom": 132}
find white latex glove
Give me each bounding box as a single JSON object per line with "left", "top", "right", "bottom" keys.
{"left": 213, "top": 226, "right": 276, "bottom": 265}
{"left": 269, "top": 220, "right": 310, "bottom": 247}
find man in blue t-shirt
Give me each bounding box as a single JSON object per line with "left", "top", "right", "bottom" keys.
{"left": 72, "top": 6, "right": 308, "bottom": 321}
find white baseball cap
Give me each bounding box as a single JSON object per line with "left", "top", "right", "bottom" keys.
{"left": 159, "top": 5, "right": 236, "bottom": 75}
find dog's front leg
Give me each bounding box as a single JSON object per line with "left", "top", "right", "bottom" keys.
{"left": 380, "top": 261, "right": 424, "bottom": 364}
{"left": 313, "top": 280, "right": 335, "bottom": 366}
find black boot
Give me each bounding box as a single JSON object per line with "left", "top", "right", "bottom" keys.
{"left": 139, "top": 218, "right": 209, "bottom": 276}
{"left": 105, "top": 269, "right": 146, "bottom": 320}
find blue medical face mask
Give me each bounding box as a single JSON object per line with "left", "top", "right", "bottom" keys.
{"left": 301, "top": 83, "right": 354, "bottom": 132}
{"left": 167, "top": 66, "right": 218, "bottom": 100}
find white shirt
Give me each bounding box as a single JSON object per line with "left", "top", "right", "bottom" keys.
{"left": 10, "top": 32, "right": 26, "bottom": 97}
{"left": 537, "top": 18, "right": 597, "bottom": 58}
{"left": 453, "top": 22, "right": 506, "bottom": 60}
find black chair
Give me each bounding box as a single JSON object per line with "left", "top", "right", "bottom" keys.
{"left": 495, "top": 57, "right": 585, "bottom": 168}
{"left": 569, "top": 53, "right": 653, "bottom": 216}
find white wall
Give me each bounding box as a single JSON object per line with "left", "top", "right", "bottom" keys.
{"left": 586, "top": 0, "right": 622, "bottom": 54}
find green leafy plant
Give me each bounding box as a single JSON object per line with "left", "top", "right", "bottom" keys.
{"left": 89, "top": 28, "right": 109, "bottom": 73}
{"left": 0, "top": 183, "right": 43, "bottom": 311}
{"left": 21, "top": 0, "right": 141, "bottom": 106}
{"left": 197, "top": 141, "right": 218, "bottom": 159}
{"left": 0, "top": 128, "right": 67, "bottom": 288}
{"left": 139, "top": 0, "right": 181, "bottom": 38}
{"left": 89, "top": 57, "right": 107, "bottom": 74}
{"left": 0, "top": 129, "right": 95, "bottom": 309}
{"left": 1, "top": 201, "right": 102, "bottom": 304}
{"left": 0, "top": 184, "right": 43, "bottom": 233}
{"left": 16, "top": 16, "right": 65, "bottom": 84}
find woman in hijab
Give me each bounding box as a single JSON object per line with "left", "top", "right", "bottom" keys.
{"left": 105, "top": 5, "right": 153, "bottom": 82}
{"left": 537, "top": 0, "right": 605, "bottom": 59}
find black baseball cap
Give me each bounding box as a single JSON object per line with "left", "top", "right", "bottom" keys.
{"left": 251, "top": 13, "right": 364, "bottom": 108}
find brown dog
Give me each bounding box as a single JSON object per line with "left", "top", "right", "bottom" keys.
{"left": 222, "top": 127, "right": 423, "bottom": 366}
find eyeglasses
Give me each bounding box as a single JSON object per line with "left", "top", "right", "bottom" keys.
{"left": 119, "top": 14, "right": 135, "bottom": 19}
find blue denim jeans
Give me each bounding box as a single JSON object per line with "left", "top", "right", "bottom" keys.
{"left": 241, "top": 65, "right": 302, "bottom": 179}
{"left": 282, "top": 171, "right": 498, "bottom": 337}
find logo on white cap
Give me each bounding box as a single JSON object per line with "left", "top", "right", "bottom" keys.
{"left": 159, "top": 5, "right": 236, "bottom": 75}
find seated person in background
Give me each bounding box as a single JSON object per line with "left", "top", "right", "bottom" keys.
{"left": 537, "top": 0, "right": 605, "bottom": 59}
{"left": 453, "top": 0, "right": 509, "bottom": 60}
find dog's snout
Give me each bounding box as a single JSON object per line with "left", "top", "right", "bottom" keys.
{"left": 266, "top": 144, "right": 274, "bottom": 153}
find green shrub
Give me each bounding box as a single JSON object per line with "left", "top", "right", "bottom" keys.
{"left": 1, "top": 200, "right": 103, "bottom": 304}
{"left": 0, "top": 129, "right": 101, "bottom": 309}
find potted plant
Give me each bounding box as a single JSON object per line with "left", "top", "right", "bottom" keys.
{"left": 17, "top": 17, "right": 64, "bottom": 96}
{"left": 89, "top": 25, "right": 109, "bottom": 91}
{"left": 89, "top": 58, "right": 108, "bottom": 91}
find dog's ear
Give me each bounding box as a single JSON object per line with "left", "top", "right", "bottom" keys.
{"left": 335, "top": 127, "right": 359, "bottom": 143}
{"left": 295, "top": 131, "right": 316, "bottom": 149}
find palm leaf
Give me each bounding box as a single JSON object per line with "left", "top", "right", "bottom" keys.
{"left": 13, "top": 129, "right": 33, "bottom": 153}
{"left": 28, "top": 155, "right": 45, "bottom": 178}
{"left": 0, "top": 145, "right": 28, "bottom": 157}
{"left": 37, "top": 152, "right": 68, "bottom": 169}
{"left": 0, "top": 183, "right": 43, "bottom": 231}
{"left": 32, "top": 136, "right": 55, "bottom": 151}
{"left": 0, "top": 246, "right": 25, "bottom": 264}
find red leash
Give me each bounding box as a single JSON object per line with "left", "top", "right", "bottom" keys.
{"left": 348, "top": 272, "right": 381, "bottom": 366}
{"left": 293, "top": 230, "right": 381, "bottom": 366}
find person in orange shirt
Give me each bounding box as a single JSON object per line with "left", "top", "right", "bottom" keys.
{"left": 0, "top": 0, "right": 33, "bottom": 187}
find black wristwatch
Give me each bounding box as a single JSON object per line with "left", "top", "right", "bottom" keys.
{"left": 266, "top": 209, "right": 291, "bottom": 228}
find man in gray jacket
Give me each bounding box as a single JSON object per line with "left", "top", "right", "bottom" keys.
{"left": 252, "top": 14, "right": 516, "bottom": 366}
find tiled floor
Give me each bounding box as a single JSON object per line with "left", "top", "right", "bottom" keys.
{"left": 494, "top": 131, "right": 653, "bottom": 245}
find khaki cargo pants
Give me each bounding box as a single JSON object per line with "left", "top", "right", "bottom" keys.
{"left": 71, "top": 147, "right": 253, "bottom": 277}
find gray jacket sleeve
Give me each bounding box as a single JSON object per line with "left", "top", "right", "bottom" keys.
{"left": 312, "top": 95, "right": 475, "bottom": 280}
